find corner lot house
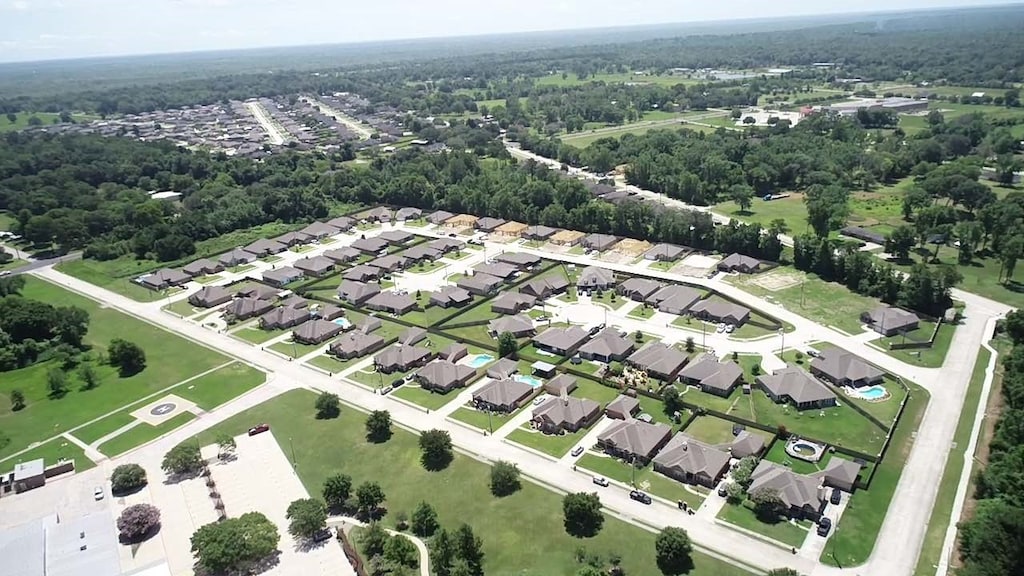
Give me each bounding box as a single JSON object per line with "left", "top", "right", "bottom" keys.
{"left": 138, "top": 268, "right": 191, "bottom": 291}
{"left": 473, "top": 378, "right": 535, "bottom": 412}
{"left": 300, "top": 221, "right": 340, "bottom": 239}
{"left": 532, "top": 396, "right": 602, "bottom": 434}
{"left": 292, "top": 319, "right": 344, "bottom": 345}
{"left": 294, "top": 256, "right": 335, "bottom": 277}
{"left": 188, "top": 286, "right": 233, "bottom": 308}
{"left": 810, "top": 349, "right": 885, "bottom": 387}
{"left": 717, "top": 253, "right": 762, "bottom": 274}
{"left": 653, "top": 434, "right": 732, "bottom": 489}
{"left": 416, "top": 360, "right": 478, "bottom": 393}
{"left": 244, "top": 238, "right": 286, "bottom": 257}
{"left": 518, "top": 276, "right": 569, "bottom": 299}
{"left": 756, "top": 366, "right": 837, "bottom": 410}
{"left": 488, "top": 315, "right": 535, "bottom": 338}
{"left": 862, "top": 306, "right": 920, "bottom": 336}
{"left": 217, "top": 248, "right": 258, "bottom": 268}
{"left": 262, "top": 266, "right": 304, "bottom": 287}
{"left": 597, "top": 419, "right": 673, "bottom": 465}
{"left": 643, "top": 243, "right": 687, "bottom": 262}
{"left": 491, "top": 292, "right": 537, "bottom": 315}
{"left": 678, "top": 353, "right": 743, "bottom": 397}
{"left": 330, "top": 332, "right": 386, "bottom": 359}
{"left": 577, "top": 266, "right": 615, "bottom": 291}
{"left": 224, "top": 297, "right": 275, "bottom": 321}
{"left": 605, "top": 395, "right": 640, "bottom": 420}
{"left": 260, "top": 304, "right": 311, "bottom": 330}
{"left": 338, "top": 280, "right": 381, "bottom": 305}
{"left": 582, "top": 233, "right": 619, "bottom": 252}
{"left": 578, "top": 328, "right": 634, "bottom": 363}
{"left": 183, "top": 258, "right": 224, "bottom": 277}
{"left": 647, "top": 285, "right": 702, "bottom": 315}
{"left": 627, "top": 342, "right": 689, "bottom": 381}
{"left": 523, "top": 225, "right": 558, "bottom": 241}
{"left": 375, "top": 345, "right": 434, "bottom": 373}
{"left": 690, "top": 297, "right": 750, "bottom": 326}
{"left": 430, "top": 286, "right": 472, "bottom": 308}
{"left": 813, "top": 457, "right": 863, "bottom": 492}
{"left": 532, "top": 326, "right": 591, "bottom": 356}
{"left": 748, "top": 461, "right": 826, "bottom": 521}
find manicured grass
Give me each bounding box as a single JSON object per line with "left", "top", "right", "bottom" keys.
{"left": 576, "top": 453, "right": 705, "bottom": 509}
{"left": 0, "top": 277, "right": 227, "bottom": 460}
{"left": 680, "top": 386, "right": 745, "bottom": 414}
{"left": 307, "top": 354, "right": 363, "bottom": 374}
{"left": 260, "top": 255, "right": 283, "bottom": 264}
{"left": 683, "top": 415, "right": 740, "bottom": 445}
{"left": 717, "top": 502, "right": 810, "bottom": 547}
{"left": 390, "top": 384, "right": 463, "bottom": 411}
{"left": 2, "top": 436, "right": 95, "bottom": 471}
{"left": 193, "top": 274, "right": 223, "bottom": 285}
{"left": 879, "top": 320, "right": 955, "bottom": 368}
{"left": 70, "top": 411, "right": 138, "bottom": 445}
{"left": 0, "top": 112, "right": 98, "bottom": 133}
{"left": 0, "top": 258, "right": 26, "bottom": 271}
{"left": 439, "top": 324, "right": 496, "bottom": 349}
{"left": 839, "top": 377, "right": 909, "bottom": 428}
{"left": 913, "top": 346, "right": 991, "bottom": 576}
{"left": 98, "top": 412, "right": 196, "bottom": 457}
{"left": 233, "top": 325, "right": 287, "bottom": 344}
{"left": 506, "top": 424, "right": 588, "bottom": 458}
{"left": 820, "top": 384, "right": 930, "bottom": 567}
{"left": 269, "top": 339, "right": 325, "bottom": 359}
{"left": 560, "top": 120, "right": 690, "bottom": 148}
{"left": 398, "top": 303, "right": 463, "bottom": 328}
{"left": 404, "top": 259, "right": 446, "bottom": 274}
{"left": 649, "top": 260, "right": 678, "bottom": 272}
{"left": 572, "top": 377, "right": 622, "bottom": 405}
{"left": 56, "top": 258, "right": 180, "bottom": 302}
{"left": 449, "top": 406, "right": 517, "bottom": 431}
{"left": 441, "top": 300, "right": 501, "bottom": 325}
{"left": 162, "top": 298, "right": 204, "bottom": 317}
{"left": 728, "top": 270, "right": 878, "bottom": 335}
{"left": 750, "top": 390, "right": 885, "bottom": 454}
{"left": 762, "top": 439, "right": 827, "bottom": 475}
{"left": 627, "top": 304, "right": 657, "bottom": 319}
{"left": 228, "top": 263, "right": 257, "bottom": 274}
{"left": 173, "top": 362, "right": 265, "bottom": 410}
{"left": 185, "top": 389, "right": 747, "bottom": 576}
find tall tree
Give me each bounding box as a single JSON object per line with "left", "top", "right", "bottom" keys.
{"left": 655, "top": 527, "right": 694, "bottom": 575}
{"left": 10, "top": 388, "right": 25, "bottom": 411}
{"left": 285, "top": 498, "right": 327, "bottom": 540}
{"left": 804, "top": 184, "right": 850, "bottom": 237}
{"left": 430, "top": 529, "right": 456, "bottom": 576}
{"left": 563, "top": 492, "right": 604, "bottom": 538}
{"left": 411, "top": 501, "right": 439, "bottom": 537}
{"left": 161, "top": 443, "right": 203, "bottom": 476}
{"left": 497, "top": 331, "right": 518, "bottom": 358}
{"left": 117, "top": 503, "right": 161, "bottom": 543}
{"left": 419, "top": 429, "right": 453, "bottom": 471}
{"left": 111, "top": 463, "right": 148, "bottom": 494}
{"left": 885, "top": 225, "right": 917, "bottom": 261}
{"left": 323, "top": 473, "right": 353, "bottom": 511}
{"left": 454, "top": 524, "right": 485, "bottom": 576}
{"left": 356, "top": 481, "right": 386, "bottom": 519}
{"left": 191, "top": 512, "right": 279, "bottom": 575}
{"left": 107, "top": 338, "right": 146, "bottom": 376}
{"left": 365, "top": 410, "right": 392, "bottom": 443}
{"left": 489, "top": 461, "right": 521, "bottom": 497}
{"left": 315, "top": 391, "right": 341, "bottom": 419}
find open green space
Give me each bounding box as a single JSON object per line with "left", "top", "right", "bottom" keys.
{"left": 914, "top": 345, "right": 992, "bottom": 576}
{"left": 193, "top": 274, "right": 222, "bottom": 285}
{"left": 440, "top": 299, "right": 501, "bottom": 325}
{"left": 270, "top": 338, "right": 325, "bottom": 359}
{"left": 627, "top": 304, "right": 657, "bottom": 320}
{"left": 820, "top": 384, "right": 930, "bottom": 567}
{"left": 399, "top": 302, "right": 464, "bottom": 328}
{"left": 98, "top": 412, "right": 196, "bottom": 457}
{"left": 306, "top": 354, "right": 363, "bottom": 374}
{"left": 57, "top": 258, "right": 181, "bottom": 302}
{"left": 717, "top": 502, "right": 810, "bottom": 548}
{"left": 561, "top": 120, "right": 692, "bottom": 148}
{"left": 0, "top": 258, "right": 26, "bottom": 271}
{"left": 750, "top": 390, "right": 885, "bottom": 454}
{"left": 576, "top": 453, "right": 705, "bottom": 510}
{"left": 233, "top": 325, "right": 287, "bottom": 344}
{"left": 162, "top": 298, "right": 204, "bottom": 318}
{"left": 885, "top": 240, "right": 1024, "bottom": 309}
{"left": 683, "top": 415, "right": 741, "bottom": 445}
{"left": 0, "top": 112, "right": 98, "bottom": 133}
{"left": 404, "top": 259, "right": 447, "bottom": 274}
{"left": 878, "top": 320, "right": 955, "bottom": 368}
{"left": 507, "top": 424, "right": 588, "bottom": 458}
{"left": 173, "top": 362, "right": 265, "bottom": 410}
{"left": 0, "top": 277, "right": 227, "bottom": 460}
{"left": 2, "top": 437, "right": 95, "bottom": 471}
{"left": 572, "top": 376, "right": 622, "bottom": 405}
{"left": 71, "top": 411, "right": 138, "bottom": 445}
{"left": 449, "top": 406, "right": 519, "bottom": 432}
{"left": 680, "top": 386, "right": 747, "bottom": 414}
{"left": 390, "top": 384, "right": 463, "bottom": 411}
{"left": 186, "top": 389, "right": 746, "bottom": 576}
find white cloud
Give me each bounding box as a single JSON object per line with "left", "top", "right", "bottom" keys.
{"left": 10, "top": 1, "right": 30, "bottom": 10}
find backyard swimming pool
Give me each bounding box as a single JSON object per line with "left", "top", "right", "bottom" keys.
{"left": 514, "top": 374, "right": 544, "bottom": 388}
{"left": 856, "top": 385, "right": 889, "bottom": 401}
{"left": 467, "top": 354, "right": 494, "bottom": 368}
{"left": 333, "top": 318, "right": 353, "bottom": 329}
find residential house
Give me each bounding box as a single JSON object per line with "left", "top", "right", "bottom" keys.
{"left": 690, "top": 297, "right": 750, "bottom": 326}
{"left": 578, "top": 328, "right": 634, "bottom": 363}
{"left": 729, "top": 431, "right": 766, "bottom": 459}
{"left": 138, "top": 268, "right": 191, "bottom": 291}
{"left": 365, "top": 207, "right": 392, "bottom": 223}
{"left": 756, "top": 366, "right": 837, "bottom": 410}
{"left": 399, "top": 327, "right": 427, "bottom": 346}
{"left": 810, "top": 349, "right": 885, "bottom": 388}
{"left": 338, "top": 280, "right": 381, "bottom": 305}
{"left": 522, "top": 225, "right": 558, "bottom": 242}
{"left": 374, "top": 345, "right": 434, "bottom": 373}
{"left": 457, "top": 273, "right": 504, "bottom": 296}
{"left": 812, "top": 457, "right": 863, "bottom": 492}
{"left": 379, "top": 230, "right": 414, "bottom": 245}
{"left": 438, "top": 343, "right": 469, "bottom": 363}
{"left": 182, "top": 258, "right": 224, "bottom": 277}
{"left": 395, "top": 207, "right": 422, "bottom": 221}
{"left": 273, "top": 231, "right": 312, "bottom": 247}
{"left": 486, "top": 357, "right": 520, "bottom": 380}
{"left": 643, "top": 243, "right": 687, "bottom": 262}
{"left": 518, "top": 276, "right": 569, "bottom": 299}
{"left": 358, "top": 317, "right": 382, "bottom": 334}
{"left": 487, "top": 314, "right": 535, "bottom": 338}
{"left": 260, "top": 304, "right": 311, "bottom": 330}
{"left": 427, "top": 210, "right": 455, "bottom": 225}
{"left": 473, "top": 262, "right": 519, "bottom": 282}
{"left": 627, "top": 342, "right": 689, "bottom": 381}
{"left": 475, "top": 217, "right": 506, "bottom": 232}
{"left": 533, "top": 326, "right": 591, "bottom": 356}
{"left": 224, "top": 297, "right": 275, "bottom": 321}
{"left": 617, "top": 278, "right": 664, "bottom": 302}
{"left": 577, "top": 266, "right": 616, "bottom": 291}
{"left": 262, "top": 266, "right": 304, "bottom": 287}
{"left": 404, "top": 244, "right": 442, "bottom": 262}
{"left": 294, "top": 256, "right": 335, "bottom": 277}
{"left": 748, "top": 461, "right": 827, "bottom": 520}
{"left": 313, "top": 303, "right": 345, "bottom": 321}
{"left": 597, "top": 419, "right": 673, "bottom": 464}
{"left": 605, "top": 395, "right": 640, "bottom": 420}
{"left": 646, "top": 285, "right": 703, "bottom": 315}
{"left": 495, "top": 221, "right": 528, "bottom": 237}
{"left": 292, "top": 319, "right": 344, "bottom": 345}
{"left": 861, "top": 306, "right": 920, "bottom": 336}
{"left": 326, "top": 216, "right": 356, "bottom": 231}
{"left": 491, "top": 292, "right": 536, "bottom": 315}
{"left": 582, "top": 233, "right": 619, "bottom": 252}
{"left": 416, "top": 360, "right": 478, "bottom": 393}
{"left": 430, "top": 286, "right": 473, "bottom": 308}
{"left": 678, "top": 353, "right": 743, "bottom": 397}
{"left": 368, "top": 254, "right": 409, "bottom": 273}
{"left": 323, "top": 247, "right": 361, "bottom": 263}
{"left": 495, "top": 252, "right": 542, "bottom": 269}
{"left": 342, "top": 264, "right": 382, "bottom": 282}
{"left": 188, "top": 286, "right": 233, "bottom": 308}
{"left": 352, "top": 237, "right": 389, "bottom": 254}
{"left": 841, "top": 226, "right": 886, "bottom": 245}
{"left": 717, "top": 253, "right": 762, "bottom": 274}
{"left": 550, "top": 229, "right": 585, "bottom": 246}
{"left": 217, "top": 248, "right": 258, "bottom": 268}
{"left": 532, "top": 396, "right": 601, "bottom": 434}
{"left": 543, "top": 374, "right": 578, "bottom": 396}
{"left": 365, "top": 291, "right": 417, "bottom": 315}
{"left": 330, "top": 332, "right": 386, "bottom": 359}
{"left": 472, "top": 379, "right": 535, "bottom": 413}
{"left": 428, "top": 237, "right": 464, "bottom": 254}
{"left": 300, "top": 221, "right": 340, "bottom": 239}
{"left": 244, "top": 238, "right": 287, "bottom": 257}
{"left": 653, "top": 434, "right": 732, "bottom": 489}
{"left": 444, "top": 214, "right": 478, "bottom": 229}
{"left": 236, "top": 284, "right": 278, "bottom": 300}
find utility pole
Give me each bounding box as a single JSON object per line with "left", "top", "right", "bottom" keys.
{"left": 779, "top": 328, "right": 785, "bottom": 356}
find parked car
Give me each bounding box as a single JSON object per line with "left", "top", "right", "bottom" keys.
{"left": 248, "top": 423, "right": 270, "bottom": 436}
{"left": 93, "top": 486, "right": 104, "bottom": 500}
{"left": 807, "top": 349, "right": 820, "bottom": 358}
{"left": 817, "top": 517, "right": 832, "bottom": 536}
{"left": 830, "top": 488, "right": 842, "bottom": 505}
{"left": 312, "top": 528, "right": 333, "bottom": 542}
{"left": 725, "top": 324, "right": 735, "bottom": 334}
{"left": 592, "top": 476, "right": 610, "bottom": 487}
{"left": 630, "top": 490, "right": 652, "bottom": 505}
{"left": 716, "top": 323, "right": 726, "bottom": 333}
{"left": 380, "top": 385, "right": 393, "bottom": 395}
{"left": 448, "top": 233, "right": 457, "bottom": 238}
{"left": 533, "top": 396, "right": 547, "bottom": 406}
{"left": 717, "top": 484, "right": 729, "bottom": 498}
{"left": 571, "top": 446, "right": 584, "bottom": 457}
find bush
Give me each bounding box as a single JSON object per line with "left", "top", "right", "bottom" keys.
{"left": 111, "top": 463, "right": 147, "bottom": 494}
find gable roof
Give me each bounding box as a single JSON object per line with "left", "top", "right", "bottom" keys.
{"left": 647, "top": 285, "right": 703, "bottom": 314}
{"left": 756, "top": 366, "right": 836, "bottom": 405}
{"left": 487, "top": 314, "right": 535, "bottom": 336}
{"left": 543, "top": 373, "right": 578, "bottom": 396}
{"left": 369, "top": 254, "right": 409, "bottom": 271}
{"left": 323, "top": 246, "right": 361, "bottom": 262}
{"left": 342, "top": 264, "right": 382, "bottom": 281}
{"left": 627, "top": 342, "right": 689, "bottom": 378}
{"left": 293, "top": 319, "right": 343, "bottom": 342}
{"left": 330, "top": 331, "right": 385, "bottom": 357}
{"left": 578, "top": 328, "right": 634, "bottom": 359}
{"left": 533, "top": 396, "right": 601, "bottom": 428}
{"left": 606, "top": 395, "right": 640, "bottom": 417}
{"left": 475, "top": 217, "right": 506, "bottom": 231}
{"left": 519, "top": 275, "right": 569, "bottom": 298}
{"left": 491, "top": 292, "right": 537, "bottom": 314}
{"left": 472, "top": 378, "right": 534, "bottom": 406}
{"left": 810, "top": 349, "right": 885, "bottom": 384}
{"left": 473, "top": 261, "right": 519, "bottom": 280}
{"left": 245, "top": 238, "right": 286, "bottom": 255}
{"left": 261, "top": 266, "right": 303, "bottom": 285}
{"left": 326, "top": 216, "right": 355, "bottom": 230}
{"left": 189, "top": 285, "right": 232, "bottom": 306}
{"left": 457, "top": 273, "right": 504, "bottom": 294}
{"left": 217, "top": 248, "right": 258, "bottom": 266}
{"left": 532, "top": 326, "right": 591, "bottom": 353}
{"left": 619, "top": 277, "right": 664, "bottom": 298}
{"left": 404, "top": 244, "right": 442, "bottom": 261}
{"left": 430, "top": 285, "right": 472, "bottom": 307}
{"left": 399, "top": 326, "right": 427, "bottom": 346}
{"left": 293, "top": 255, "right": 334, "bottom": 273}
{"left": 643, "top": 243, "right": 687, "bottom": 261}
{"left": 582, "top": 233, "right": 619, "bottom": 251}
{"left": 395, "top": 207, "right": 422, "bottom": 220}
{"left": 417, "top": 360, "right": 476, "bottom": 389}
{"left": 427, "top": 210, "right": 455, "bottom": 225}
{"left": 352, "top": 237, "right": 389, "bottom": 253}
{"left": 375, "top": 345, "right": 432, "bottom": 369}
{"left": 678, "top": 353, "right": 743, "bottom": 392}
{"left": 577, "top": 266, "right": 615, "bottom": 288}
{"left": 813, "top": 457, "right": 863, "bottom": 486}
{"left": 494, "top": 252, "right": 542, "bottom": 268}
{"left": 523, "top": 225, "right": 558, "bottom": 239}
{"left": 690, "top": 297, "right": 750, "bottom": 323}
{"left": 183, "top": 258, "right": 221, "bottom": 276}
{"left": 439, "top": 343, "right": 469, "bottom": 362}
{"left": 300, "top": 221, "right": 340, "bottom": 238}
{"left": 338, "top": 280, "right": 380, "bottom": 303}
{"left": 719, "top": 253, "right": 761, "bottom": 270}
{"left": 598, "top": 419, "right": 673, "bottom": 459}
{"left": 864, "top": 306, "right": 919, "bottom": 333}
{"left": 729, "top": 431, "right": 766, "bottom": 458}
{"left": 486, "top": 357, "right": 520, "bottom": 380}
{"left": 379, "top": 230, "right": 414, "bottom": 244}
{"left": 749, "top": 461, "right": 826, "bottom": 511}
{"left": 653, "top": 434, "right": 731, "bottom": 479}
{"left": 366, "top": 291, "right": 415, "bottom": 312}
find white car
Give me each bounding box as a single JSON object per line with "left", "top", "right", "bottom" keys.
{"left": 571, "top": 446, "right": 584, "bottom": 457}
{"left": 725, "top": 325, "right": 735, "bottom": 334}
{"left": 716, "top": 323, "right": 726, "bottom": 333}
{"left": 592, "top": 476, "right": 610, "bottom": 487}
{"left": 93, "top": 486, "right": 104, "bottom": 500}
{"left": 532, "top": 396, "right": 547, "bottom": 406}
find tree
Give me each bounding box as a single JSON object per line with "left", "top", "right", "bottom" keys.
{"left": 662, "top": 385, "right": 684, "bottom": 418}
{"left": 958, "top": 500, "right": 1024, "bottom": 576}
{"left": 10, "top": 388, "right": 25, "bottom": 411}
{"left": 191, "top": 511, "right": 279, "bottom": 574}
{"left": 111, "top": 463, "right": 148, "bottom": 494}
{"left": 684, "top": 336, "right": 695, "bottom": 353}
{"left": 497, "top": 331, "right": 517, "bottom": 358}
{"left": 356, "top": 481, "right": 386, "bottom": 518}
{"left": 107, "top": 338, "right": 146, "bottom": 376}
{"left": 47, "top": 367, "right": 68, "bottom": 399}
{"left": 885, "top": 225, "right": 917, "bottom": 261}
{"left": 216, "top": 433, "right": 236, "bottom": 459}
{"left": 732, "top": 456, "right": 758, "bottom": 489}
{"left": 78, "top": 363, "right": 99, "bottom": 390}
{"left": 563, "top": 492, "right": 604, "bottom": 537}
{"left": 117, "top": 503, "right": 161, "bottom": 543}
{"left": 1002, "top": 235, "right": 1024, "bottom": 284}
{"left": 430, "top": 529, "right": 456, "bottom": 576}
{"left": 323, "top": 473, "right": 353, "bottom": 511}
{"left": 315, "top": 391, "right": 341, "bottom": 419}
{"left": 655, "top": 527, "right": 694, "bottom": 575}
{"left": 361, "top": 521, "right": 390, "bottom": 557}
{"left": 490, "top": 460, "right": 521, "bottom": 496}
{"left": 384, "top": 535, "right": 419, "bottom": 568}
{"left": 366, "top": 409, "right": 392, "bottom": 442}
{"left": 725, "top": 482, "right": 745, "bottom": 504}
{"left": 419, "top": 429, "right": 453, "bottom": 470}
{"left": 5, "top": 112, "right": 15, "bottom": 124}
{"left": 729, "top": 183, "right": 755, "bottom": 213}
{"left": 285, "top": 498, "right": 327, "bottom": 540}
{"left": 411, "top": 501, "right": 439, "bottom": 537}
{"left": 27, "top": 115, "right": 42, "bottom": 126}
{"left": 454, "top": 524, "right": 485, "bottom": 576}
{"left": 161, "top": 443, "right": 203, "bottom": 476}
{"left": 750, "top": 487, "right": 785, "bottom": 521}
{"left": 804, "top": 184, "right": 850, "bottom": 238}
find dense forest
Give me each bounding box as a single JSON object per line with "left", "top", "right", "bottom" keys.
{"left": 0, "top": 275, "right": 90, "bottom": 372}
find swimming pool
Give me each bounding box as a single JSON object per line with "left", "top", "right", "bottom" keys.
{"left": 467, "top": 354, "right": 494, "bottom": 368}
{"left": 857, "top": 385, "right": 889, "bottom": 401}
{"left": 333, "top": 318, "right": 353, "bottom": 328}
{"left": 514, "top": 374, "right": 544, "bottom": 388}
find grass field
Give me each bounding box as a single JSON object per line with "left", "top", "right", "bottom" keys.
{"left": 750, "top": 390, "right": 885, "bottom": 454}
{"left": 448, "top": 406, "right": 520, "bottom": 431}
{"left": 887, "top": 241, "right": 1024, "bottom": 309}
{"left": 173, "top": 362, "right": 265, "bottom": 410}
{"left": 97, "top": 412, "right": 196, "bottom": 457}
{"left": 390, "top": 384, "right": 463, "bottom": 411}
{"left": 269, "top": 339, "right": 323, "bottom": 359}
{"left": 682, "top": 415, "right": 740, "bottom": 445}
{"left": 879, "top": 320, "right": 955, "bottom": 368}
{"left": 717, "top": 501, "right": 810, "bottom": 547}
{"left": 0, "top": 277, "right": 228, "bottom": 460}
{"left": 71, "top": 411, "right": 137, "bottom": 445}
{"left": 576, "top": 453, "right": 705, "bottom": 509}
{"left": 2, "top": 436, "right": 95, "bottom": 471}
{"left": 186, "top": 390, "right": 747, "bottom": 576}
{"left": 0, "top": 112, "right": 98, "bottom": 133}
{"left": 533, "top": 71, "right": 699, "bottom": 88}
{"left": 506, "top": 424, "right": 587, "bottom": 458}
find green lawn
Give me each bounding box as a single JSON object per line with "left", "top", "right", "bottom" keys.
{"left": 404, "top": 259, "right": 447, "bottom": 274}
{"left": 679, "top": 386, "right": 746, "bottom": 414}
{"left": 398, "top": 303, "right": 463, "bottom": 328}
{"left": 878, "top": 321, "right": 955, "bottom": 368}
{"left": 750, "top": 390, "right": 885, "bottom": 454}
{"left": 576, "top": 453, "right": 705, "bottom": 509}
{"left": 270, "top": 339, "right": 326, "bottom": 359}
{"left": 162, "top": 298, "right": 204, "bottom": 317}
{"left": 233, "top": 325, "right": 288, "bottom": 344}
{"left": 440, "top": 300, "right": 501, "bottom": 325}
{"left": 0, "top": 258, "right": 26, "bottom": 271}
{"left": 0, "top": 112, "right": 98, "bottom": 133}
{"left": 97, "top": 412, "right": 196, "bottom": 457}
{"left": 0, "top": 277, "right": 227, "bottom": 460}
{"left": 649, "top": 260, "right": 679, "bottom": 272}
{"left": 717, "top": 502, "right": 810, "bottom": 548}
{"left": 390, "top": 384, "right": 463, "bottom": 411}
{"left": 2, "top": 436, "right": 95, "bottom": 471}
{"left": 627, "top": 304, "right": 657, "bottom": 320}
{"left": 449, "top": 406, "right": 518, "bottom": 432}
{"left": 307, "top": 354, "right": 364, "bottom": 374}
{"left": 572, "top": 377, "right": 622, "bottom": 405}
{"left": 56, "top": 258, "right": 181, "bottom": 302}
{"left": 193, "top": 274, "right": 223, "bottom": 285}
{"left": 506, "top": 424, "right": 588, "bottom": 458}
{"left": 820, "top": 385, "right": 930, "bottom": 567}
{"left": 185, "top": 389, "right": 746, "bottom": 576}
{"left": 762, "top": 439, "right": 829, "bottom": 476}
{"left": 886, "top": 242, "right": 1024, "bottom": 308}
{"left": 683, "top": 415, "right": 740, "bottom": 445}
{"left": 173, "top": 362, "right": 265, "bottom": 410}
{"left": 71, "top": 411, "right": 138, "bottom": 445}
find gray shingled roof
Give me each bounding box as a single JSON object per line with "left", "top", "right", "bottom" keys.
{"left": 577, "top": 266, "right": 615, "bottom": 288}
{"left": 598, "top": 419, "right": 673, "bottom": 459}
{"left": 864, "top": 306, "right": 919, "bottom": 334}
{"left": 756, "top": 366, "right": 836, "bottom": 405}
{"left": 578, "top": 328, "right": 634, "bottom": 359}
{"left": 810, "top": 349, "right": 885, "bottom": 384}
{"left": 495, "top": 252, "right": 542, "bottom": 268}
{"left": 749, "top": 461, "right": 826, "bottom": 511}
{"left": 532, "top": 326, "right": 591, "bottom": 353}
{"left": 491, "top": 292, "right": 537, "bottom": 314}
{"left": 473, "top": 378, "right": 534, "bottom": 407}
{"left": 627, "top": 342, "right": 689, "bottom": 379}
{"left": 338, "top": 280, "right": 381, "bottom": 304}
{"left": 533, "top": 396, "right": 600, "bottom": 429}
{"left": 678, "top": 353, "right": 743, "bottom": 393}
{"left": 488, "top": 314, "right": 535, "bottom": 337}
{"left": 653, "top": 434, "right": 732, "bottom": 480}
{"left": 647, "top": 285, "right": 703, "bottom": 315}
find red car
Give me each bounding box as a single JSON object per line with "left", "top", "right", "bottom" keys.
{"left": 248, "top": 423, "right": 270, "bottom": 436}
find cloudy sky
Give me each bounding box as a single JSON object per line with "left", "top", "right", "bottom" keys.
{"left": 0, "top": 0, "right": 1016, "bottom": 63}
